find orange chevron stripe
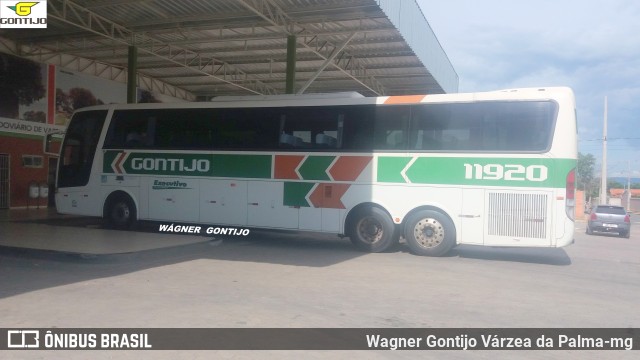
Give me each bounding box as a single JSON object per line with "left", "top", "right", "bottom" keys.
{"left": 274, "top": 155, "right": 304, "bottom": 179}
{"left": 383, "top": 95, "right": 426, "bottom": 104}
{"left": 308, "top": 183, "right": 350, "bottom": 209}
{"left": 329, "top": 156, "right": 372, "bottom": 181}
{"left": 114, "top": 152, "right": 127, "bottom": 174}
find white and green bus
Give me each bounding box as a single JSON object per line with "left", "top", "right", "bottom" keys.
{"left": 49, "top": 87, "right": 577, "bottom": 256}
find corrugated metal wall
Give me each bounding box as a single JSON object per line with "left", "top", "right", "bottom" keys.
{"left": 376, "top": 0, "right": 459, "bottom": 93}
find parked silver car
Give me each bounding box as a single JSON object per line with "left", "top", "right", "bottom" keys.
{"left": 586, "top": 205, "right": 631, "bottom": 238}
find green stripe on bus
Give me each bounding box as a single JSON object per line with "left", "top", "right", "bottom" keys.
{"left": 378, "top": 156, "right": 576, "bottom": 188}
{"left": 283, "top": 182, "right": 314, "bottom": 207}
{"left": 0, "top": 131, "right": 43, "bottom": 140}
{"left": 102, "top": 151, "right": 271, "bottom": 179}
{"left": 212, "top": 154, "right": 271, "bottom": 178}
{"left": 297, "top": 156, "right": 335, "bottom": 181}
{"left": 102, "top": 151, "right": 575, "bottom": 188}
{"left": 377, "top": 157, "right": 412, "bottom": 183}
{"left": 103, "top": 151, "right": 119, "bottom": 173}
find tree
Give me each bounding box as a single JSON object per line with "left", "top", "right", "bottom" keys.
{"left": 23, "top": 110, "right": 46, "bottom": 123}
{"left": 56, "top": 88, "right": 73, "bottom": 115}
{"left": 138, "top": 89, "right": 161, "bottom": 103}
{"left": 576, "top": 152, "right": 595, "bottom": 191}
{"left": 68, "top": 87, "right": 99, "bottom": 109}
{"left": 608, "top": 180, "right": 624, "bottom": 190}
{"left": 590, "top": 178, "right": 629, "bottom": 199}
{"left": 0, "top": 53, "right": 46, "bottom": 119}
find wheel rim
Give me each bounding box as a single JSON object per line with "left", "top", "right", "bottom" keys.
{"left": 112, "top": 202, "right": 130, "bottom": 224}
{"left": 357, "top": 216, "right": 384, "bottom": 244}
{"left": 413, "top": 217, "right": 445, "bottom": 249}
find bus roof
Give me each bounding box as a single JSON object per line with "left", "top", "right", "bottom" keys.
{"left": 210, "top": 92, "right": 365, "bottom": 102}
{"left": 71, "top": 87, "right": 574, "bottom": 112}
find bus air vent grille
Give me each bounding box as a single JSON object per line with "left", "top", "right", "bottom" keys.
{"left": 487, "top": 192, "right": 548, "bottom": 239}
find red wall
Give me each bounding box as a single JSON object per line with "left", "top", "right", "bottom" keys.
{"left": 0, "top": 134, "right": 53, "bottom": 208}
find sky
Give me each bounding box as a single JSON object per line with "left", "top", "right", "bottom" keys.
{"left": 417, "top": 0, "right": 640, "bottom": 178}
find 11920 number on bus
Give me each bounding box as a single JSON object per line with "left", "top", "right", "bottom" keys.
{"left": 463, "top": 164, "right": 548, "bottom": 182}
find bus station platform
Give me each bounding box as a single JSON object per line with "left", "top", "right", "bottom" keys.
{"left": 0, "top": 208, "right": 209, "bottom": 255}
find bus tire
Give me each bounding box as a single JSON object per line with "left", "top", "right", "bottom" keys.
{"left": 349, "top": 207, "right": 398, "bottom": 253}
{"left": 104, "top": 193, "right": 137, "bottom": 229}
{"left": 404, "top": 209, "right": 456, "bottom": 256}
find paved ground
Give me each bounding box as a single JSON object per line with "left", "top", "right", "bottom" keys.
{"left": 0, "top": 210, "right": 638, "bottom": 359}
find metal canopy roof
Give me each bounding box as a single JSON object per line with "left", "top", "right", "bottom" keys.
{"left": 0, "top": 0, "right": 458, "bottom": 100}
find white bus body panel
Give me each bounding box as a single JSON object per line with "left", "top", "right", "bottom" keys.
{"left": 54, "top": 87, "right": 576, "bottom": 250}
{"left": 200, "top": 179, "right": 248, "bottom": 226}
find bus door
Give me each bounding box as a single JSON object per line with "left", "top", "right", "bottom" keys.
{"left": 56, "top": 110, "right": 107, "bottom": 216}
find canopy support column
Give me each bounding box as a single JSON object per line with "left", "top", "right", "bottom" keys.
{"left": 285, "top": 35, "right": 296, "bottom": 94}
{"left": 127, "top": 45, "right": 138, "bottom": 104}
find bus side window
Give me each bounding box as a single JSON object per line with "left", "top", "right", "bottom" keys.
{"left": 410, "top": 104, "right": 448, "bottom": 151}
{"left": 254, "top": 109, "right": 281, "bottom": 149}
{"left": 62, "top": 136, "right": 81, "bottom": 166}
{"left": 340, "top": 105, "right": 374, "bottom": 150}
{"left": 207, "top": 107, "right": 280, "bottom": 150}
{"left": 375, "top": 106, "right": 409, "bottom": 150}
{"left": 59, "top": 110, "right": 107, "bottom": 188}
{"left": 280, "top": 107, "right": 340, "bottom": 150}
{"left": 279, "top": 133, "right": 300, "bottom": 148}
{"left": 105, "top": 111, "right": 152, "bottom": 149}
{"left": 125, "top": 130, "right": 144, "bottom": 147}
{"left": 316, "top": 133, "right": 337, "bottom": 148}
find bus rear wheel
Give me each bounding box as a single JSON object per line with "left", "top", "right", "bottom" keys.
{"left": 105, "top": 193, "right": 137, "bottom": 229}
{"left": 349, "top": 207, "right": 398, "bottom": 253}
{"left": 404, "top": 210, "right": 456, "bottom": 256}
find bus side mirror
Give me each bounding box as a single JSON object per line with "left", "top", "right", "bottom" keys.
{"left": 44, "top": 131, "right": 65, "bottom": 156}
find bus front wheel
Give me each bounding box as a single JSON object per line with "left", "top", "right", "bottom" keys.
{"left": 349, "top": 207, "right": 398, "bottom": 253}
{"left": 404, "top": 210, "right": 456, "bottom": 256}
{"left": 105, "top": 193, "right": 137, "bottom": 229}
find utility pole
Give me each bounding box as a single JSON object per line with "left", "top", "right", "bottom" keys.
{"left": 600, "top": 96, "right": 608, "bottom": 204}
{"left": 628, "top": 160, "right": 632, "bottom": 211}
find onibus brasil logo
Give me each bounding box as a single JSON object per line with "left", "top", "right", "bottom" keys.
{"left": 1, "top": 1, "right": 47, "bottom": 28}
